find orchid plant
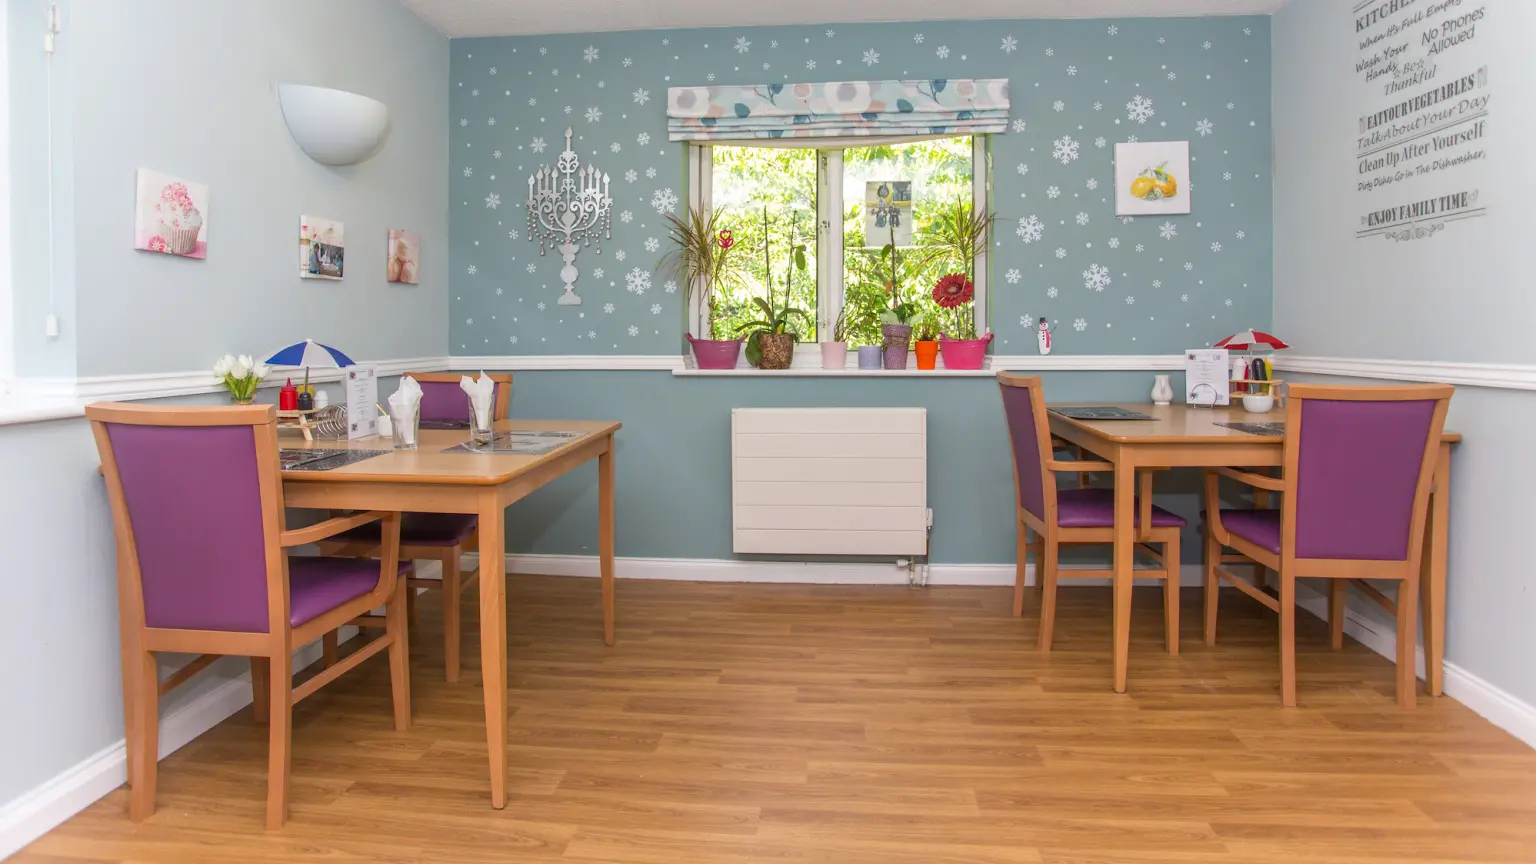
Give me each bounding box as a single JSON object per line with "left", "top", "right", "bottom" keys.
{"left": 213, "top": 354, "right": 269, "bottom": 403}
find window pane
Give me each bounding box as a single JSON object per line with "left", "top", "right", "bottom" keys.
{"left": 709, "top": 146, "right": 818, "bottom": 343}
{"left": 842, "top": 137, "right": 975, "bottom": 346}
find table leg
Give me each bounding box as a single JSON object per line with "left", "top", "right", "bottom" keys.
{"left": 599, "top": 441, "right": 616, "bottom": 646}
{"left": 1423, "top": 441, "right": 1451, "bottom": 697}
{"left": 1112, "top": 453, "right": 1135, "bottom": 694}
{"left": 476, "top": 492, "right": 508, "bottom": 808}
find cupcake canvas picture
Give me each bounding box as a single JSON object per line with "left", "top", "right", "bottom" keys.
{"left": 134, "top": 169, "right": 208, "bottom": 259}
{"left": 299, "top": 216, "right": 345, "bottom": 280}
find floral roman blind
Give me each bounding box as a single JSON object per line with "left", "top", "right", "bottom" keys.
{"left": 665, "top": 79, "right": 1010, "bottom": 141}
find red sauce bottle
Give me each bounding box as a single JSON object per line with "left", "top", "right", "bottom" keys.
{"left": 279, "top": 378, "right": 298, "bottom": 411}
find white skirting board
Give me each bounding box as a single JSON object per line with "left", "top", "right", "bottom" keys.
{"left": 0, "top": 635, "right": 344, "bottom": 861}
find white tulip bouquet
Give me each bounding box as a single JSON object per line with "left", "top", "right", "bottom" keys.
{"left": 213, "top": 354, "right": 269, "bottom": 403}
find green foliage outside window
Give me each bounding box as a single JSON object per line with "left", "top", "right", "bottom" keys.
{"left": 705, "top": 137, "right": 985, "bottom": 347}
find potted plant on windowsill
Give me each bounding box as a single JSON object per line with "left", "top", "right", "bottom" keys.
{"left": 911, "top": 311, "right": 941, "bottom": 370}
{"left": 821, "top": 305, "right": 850, "bottom": 370}
{"left": 934, "top": 272, "right": 990, "bottom": 369}
{"left": 662, "top": 208, "right": 744, "bottom": 369}
{"left": 739, "top": 207, "right": 811, "bottom": 370}
{"left": 925, "top": 199, "right": 995, "bottom": 370}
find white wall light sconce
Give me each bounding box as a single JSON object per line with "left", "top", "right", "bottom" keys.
{"left": 278, "top": 84, "right": 391, "bottom": 167}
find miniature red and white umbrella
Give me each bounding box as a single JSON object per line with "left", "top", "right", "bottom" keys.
{"left": 1214, "top": 329, "right": 1289, "bottom": 350}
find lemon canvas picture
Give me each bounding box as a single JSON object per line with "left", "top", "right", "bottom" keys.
{"left": 1115, "top": 141, "right": 1190, "bottom": 216}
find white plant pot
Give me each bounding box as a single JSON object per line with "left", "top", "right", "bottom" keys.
{"left": 820, "top": 341, "right": 849, "bottom": 370}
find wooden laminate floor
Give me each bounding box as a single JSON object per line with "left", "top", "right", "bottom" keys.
{"left": 17, "top": 576, "right": 1536, "bottom": 864}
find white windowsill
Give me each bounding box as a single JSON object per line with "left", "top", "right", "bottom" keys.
{"left": 673, "top": 365, "right": 998, "bottom": 378}
{"left": 0, "top": 394, "right": 86, "bottom": 426}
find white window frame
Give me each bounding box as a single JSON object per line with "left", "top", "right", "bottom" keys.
{"left": 0, "top": 2, "right": 12, "bottom": 393}
{"left": 685, "top": 135, "right": 992, "bottom": 347}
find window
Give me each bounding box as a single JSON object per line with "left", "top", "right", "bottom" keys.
{"left": 686, "top": 136, "right": 989, "bottom": 351}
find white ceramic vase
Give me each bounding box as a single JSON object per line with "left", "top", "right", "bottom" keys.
{"left": 1151, "top": 374, "right": 1174, "bottom": 405}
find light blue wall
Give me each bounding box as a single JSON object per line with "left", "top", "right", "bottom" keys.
{"left": 449, "top": 16, "right": 1272, "bottom": 355}
{"left": 20, "top": 0, "right": 451, "bottom": 378}
{"left": 1273, "top": 0, "right": 1536, "bottom": 708}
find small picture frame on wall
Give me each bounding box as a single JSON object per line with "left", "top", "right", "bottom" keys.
{"left": 386, "top": 229, "right": 420, "bottom": 284}
{"left": 299, "top": 216, "right": 345, "bottom": 280}
{"left": 1114, "top": 141, "right": 1191, "bottom": 216}
{"left": 134, "top": 169, "right": 208, "bottom": 259}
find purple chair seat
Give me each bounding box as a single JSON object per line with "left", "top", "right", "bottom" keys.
{"left": 1056, "top": 488, "right": 1187, "bottom": 529}
{"left": 288, "top": 557, "right": 410, "bottom": 627}
{"left": 334, "top": 513, "right": 478, "bottom": 548}
{"left": 1212, "top": 509, "right": 1282, "bottom": 554}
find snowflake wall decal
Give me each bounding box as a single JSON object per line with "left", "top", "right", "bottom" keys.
{"left": 1159, "top": 221, "right": 1179, "bottom": 240}
{"left": 862, "top": 48, "right": 881, "bottom": 66}
{"left": 626, "top": 268, "right": 651, "bottom": 294}
{"left": 651, "top": 188, "right": 679, "bottom": 214}
{"left": 1195, "top": 118, "right": 1215, "bottom": 136}
{"left": 1016, "top": 215, "right": 1044, "bottom": 243}
{"left": 1127, "top": 95, "right": 1155, "bottom": 124}
{"left": 1082, "top": 263, "right": 1111, "bottom": 292}
{"left": 1000, "top": 35, "right": 1018, "bottom": 53}
{"left": 1052, "top": 136, "right": 1079, "bottom": 164}
{"left": 633, "top": 88, "right": 650, "bottom": 105}
{"left": 735, "top": 37, "right": 751, "bottom": 54}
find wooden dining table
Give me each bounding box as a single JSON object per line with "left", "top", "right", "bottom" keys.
{"left": 280, "top": 418, "right": 621, "bottom": 809}
{"left": 1046, "top": 403, "right": 1458, "bottom": 697}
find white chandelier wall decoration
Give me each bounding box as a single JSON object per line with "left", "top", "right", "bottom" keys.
{"left": 525, "top": 127, "right": 612, "bottom": 306}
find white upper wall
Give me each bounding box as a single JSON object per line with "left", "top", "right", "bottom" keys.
{"left": 1273, "top": 0, "right": 1534, "bottom": 364}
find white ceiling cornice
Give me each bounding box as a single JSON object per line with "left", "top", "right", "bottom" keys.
{"left": 401, "top": 0, "right": 1287, "bottom": 39}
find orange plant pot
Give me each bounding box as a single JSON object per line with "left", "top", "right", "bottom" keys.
{"left": 914, "top": 340, "right": 940, "bottom": 370}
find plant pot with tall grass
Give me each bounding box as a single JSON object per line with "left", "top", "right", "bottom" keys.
{"left": 662, "top": 209, "right": 746, "bottom": 369}
{"left": 820, "top": 305, "right": 850, "bottom": 370}
{"left": 911, "top": 312, "right": 940, "bottom": 370}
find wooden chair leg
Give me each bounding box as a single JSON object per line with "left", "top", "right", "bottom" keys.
{"left": 388, "top": 577, "right": 414, "bottom": 731}
{"left": 1279, "top": 569, "right": 1297, "bottom": 708}
{"left": 1012, "top": 522, "right": 1029, "bottom": 618}
{"left": 126, "top": 649, "right": 159, "bottom": 822}
{"left": 250, "top": 658, "right": 270, "bottom": 725}
{"left": 1203, "top": 524, "right": 1221, "bottom": 646}
{"left": 406, "top": 581, "right": 418, "bottom": 626}
{"left": 1329, "top": 580, "right": 1347, "bottom": 650}
{"left": 441, "top": 549, "right": 463, "bottom": 682}
{"left": 322, "top": 632, "right": 339, "bottom": 668}
{"left": 1396, "top": 576, "right": 1420, "bottom": 709}
{"left": 265, "top": 648, "right": 294, "bottom": 830}
{"left": 1163, "top": 532, "right": 1181, "bottom": 657}
{"left": 1032, "top": 535, "right": 1045, "bottom": 596}
{"left": 1037, "top": 534, "right": 1059, "bottom": 652}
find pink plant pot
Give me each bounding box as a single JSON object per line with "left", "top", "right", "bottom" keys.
{"left": 819, "top": 341, "right": 848, "bottom": 370}
{"left": 687, "top": 334, "right": 744, "bottom": 370}
{"left": 939, "top": 333, "right": 992, "bottom": 370}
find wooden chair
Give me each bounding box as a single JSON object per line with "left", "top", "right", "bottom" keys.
{"left": 321, "top": 371, "right": 511, "bottom": 682}
{"left": 998, "top": 373, "right": 1186, "bottom": 654}
{"left": 1202, "top": 383, "right": 1452, "bottom": 707}
{"left": 88, "top": 403, "right": 411, "bottom": 828}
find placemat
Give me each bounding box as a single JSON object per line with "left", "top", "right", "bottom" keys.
{"left": 442, "top": 430, "right": 586, "bottom": 455}
{"left": 1218, "top": 421, "right": 1286, "bottom": 436}
{"left": 279, "top": 449, "right": 392, "bottom": 471}
{"left": 1050, "top": 406, "right": 1155, "bottom": 421}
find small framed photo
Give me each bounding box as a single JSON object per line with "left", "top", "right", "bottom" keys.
{"left": 386, "top": 229, "right": 420, "bottom": 284}
{"left": 300, "top": 216, "right": 345, "bottom": 280}
{"left": 1114, "top": 141, "right": 1191, "bottom": 216}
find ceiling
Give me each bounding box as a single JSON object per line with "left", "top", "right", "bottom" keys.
{"left": 401, "top": 0, "right": 1289, "bottom": 38}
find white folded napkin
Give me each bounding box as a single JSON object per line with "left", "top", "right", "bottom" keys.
{"left": 389, "top": 376, "right": 423, "bottom": 445}
{"left": 460, "top": 372, "right": 495, "bottom": 430}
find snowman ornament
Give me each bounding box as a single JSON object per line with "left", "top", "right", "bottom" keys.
{"left": 1036, "top": 317, "right": 1056, "bottom": 355}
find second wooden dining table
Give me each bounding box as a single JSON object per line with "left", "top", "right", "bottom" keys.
{"left": 280, "top": 418, "right": 621, "bottom": 809}
{"left": 1047, "top": 403, "right": 1458, "bottom": 697}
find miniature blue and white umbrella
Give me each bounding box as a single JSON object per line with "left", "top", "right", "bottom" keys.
{"left": 263, "top": 339, "right": 355, "bottom": 369}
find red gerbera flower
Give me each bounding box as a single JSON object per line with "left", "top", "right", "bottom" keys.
{"left": 933, "top": 273, "right": 974, "bottom": 308}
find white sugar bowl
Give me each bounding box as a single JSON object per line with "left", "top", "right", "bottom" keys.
{"left": 1242, "top": 394, "right": 1275, "bottom": 413}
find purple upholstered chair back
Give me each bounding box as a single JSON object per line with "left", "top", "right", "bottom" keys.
{"left": 417, "top": 380, "right": 503, "bottom": 423}
{"left": 1292, "top": 397, "right": 1439, "bottom": 561}
{"left": 104, "top": 423, "right": 273, "bottom": 633}
{"left": 998, "top": 376, "right": 1049, "bottom": 519}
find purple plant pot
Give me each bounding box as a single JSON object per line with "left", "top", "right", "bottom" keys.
{"left": 881, "top": 324, "right": 912, "bottom": 370}
{"left": 686, "top": 334, "right": 744, "bottom": 370}
{"left": 939, "top": 333, "right": 993, "bottom": 370}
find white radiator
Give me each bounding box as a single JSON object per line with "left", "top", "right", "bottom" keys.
{"left": 731, "top": 408, "right": 928, "bottom": 555}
